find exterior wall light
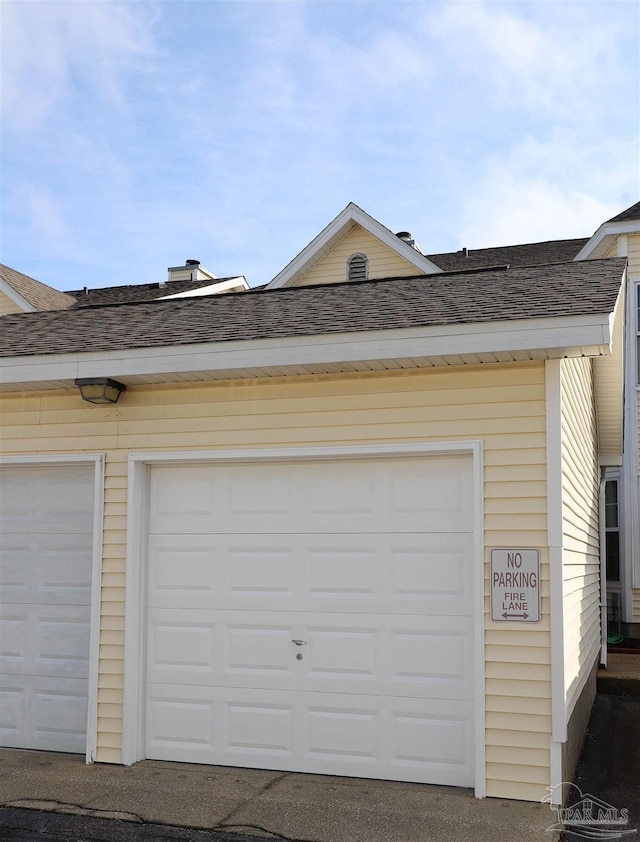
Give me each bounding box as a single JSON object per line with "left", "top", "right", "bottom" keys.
{"left": 75, "top": 377, "right": 126, "bottom": 404}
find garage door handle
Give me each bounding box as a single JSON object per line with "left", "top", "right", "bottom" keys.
{"left": 291, "top": 639, "right": 308, "bottom": 646}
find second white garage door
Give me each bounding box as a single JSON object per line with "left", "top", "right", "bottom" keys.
{"left": 144, "top": 454, "right": 476, "bottom": 786}
{"left": 0, "top": 464, "right": 94, "bottom": 754}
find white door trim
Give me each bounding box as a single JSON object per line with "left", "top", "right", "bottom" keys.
{"left": 0, "top": 453, "right": 105, "bottom": 763}
{"left": 122, "top": 441, "right": 485, "bottom": 796}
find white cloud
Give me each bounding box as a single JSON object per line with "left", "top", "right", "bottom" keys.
{"left": 1, "top": 0, "right": 157, "bottom": 131}
{"left": 456, "top": 132, "right": 635, "bottom": 247}
{"left": 423, "top": 1, "right": 628, "bottom": 120}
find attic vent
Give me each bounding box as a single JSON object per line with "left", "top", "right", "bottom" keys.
{"left": 347, "top": 253, "right": 368, "bottom": 282}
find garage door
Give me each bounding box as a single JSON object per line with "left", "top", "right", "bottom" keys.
{"left": 144, "top": 454, "right": 476, "bottom": 785}
{"left": 0, "top": 465, "right": 94, "bottom": 753}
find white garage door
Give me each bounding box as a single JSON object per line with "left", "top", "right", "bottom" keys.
{"left": 0, "top": 465, "right": 94, "bottom": 753}
{"left": 145, "top": 454, "right": 476, "bottom": 785}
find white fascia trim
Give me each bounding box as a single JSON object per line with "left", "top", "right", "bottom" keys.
{"left": 156, "top": 277, "right": 248, "bottom": 300}
{"left": 122, "top": 439, "right": 487, "bottom": 800}
{"left": 546, "top": 360, "right": 567, "bottom": 747}
{"left": 0, "top": 277, "right": 37, "bottom": 312}
{"left": 267, "top": 203, "right": 442, "bottom": 289}
{"left": 575, "top": 220, "right": 640, "bottom": 261}
{"left": 1, "top": 313, "right": 614, "bottom": 387}
{"left": 0, "top": 453, "right": 105, "bottom": 764}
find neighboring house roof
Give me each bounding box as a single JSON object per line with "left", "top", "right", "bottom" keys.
{"left": 66, "top": 276, "right": 247, "bottom": 308}
{"left": 426, "top": 238, "right": 589, "bottom": 272}
{"left": 266, "top": 202, "right": 442, "bottom": 288}
{"left": 0, "top": 263, "right": 76, "bottom": 312}
{"left": 0, "top": 258, "right": 625, "bottom": 359}
{"left": 606, "top": 201, "right": 640, "bottom": 223}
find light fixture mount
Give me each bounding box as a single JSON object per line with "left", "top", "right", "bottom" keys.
{"left": 75, "top": 377, "right": 126, "bottom": 404}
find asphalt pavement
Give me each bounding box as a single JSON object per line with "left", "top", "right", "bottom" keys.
{"left": 0, "top": 808, "right": 272, "bottom": 841}
{"left": 561, "top": 693, "right": 640, "bottom": 841}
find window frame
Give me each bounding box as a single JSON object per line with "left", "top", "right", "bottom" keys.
{"left": 604, "top": 476, "right": 621, "bottom": 583}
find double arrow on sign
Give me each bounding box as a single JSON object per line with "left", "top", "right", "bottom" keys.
{"left": 502, "top": 611, "right": 529, "bottom": 620}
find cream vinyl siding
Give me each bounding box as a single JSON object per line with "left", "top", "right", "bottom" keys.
{"left": 0, "top": 291, "right": 25, "bottom": 315}
{"left": 295, "top": 225, "right": 421, "bottom": 286}
{"left": 0, "top": 362, "right": 550, "bottom": 801}
{"left": 592, "top": 288, "right": 624, "bottom": 465}
{"left": 628, "top": 232, "right": 640, "bottom": 270}
{"left": 560, "top": 357, "right": 600, "bottom": 717}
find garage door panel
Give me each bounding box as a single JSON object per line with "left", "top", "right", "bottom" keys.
{"left": 0, "top": 465, "right": 93, "bottom": 753}
{"left": 0, "top": 537, "right": 92, "bottom": 605}
{"left": 0, "top": 674, "right": 88, "bottom": 753}
{"left": 147, "top": 532, "right": 473, "bottom": 616}
{"left": 0, "top": 604, "right": 91, "bottom": 679}
{"left": 145, "top": 684, "right": 474, "bottom": 786}
{"left": 0, "top": 467, "right": 94, "bottom": 534}
{"left": 147, "top": 610, "right": 473, "bottom": 700}
{"left": 149, "top": 456, "right": 473, "bottom": 535}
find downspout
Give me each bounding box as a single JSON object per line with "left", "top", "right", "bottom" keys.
{"left": 599, "top": 470, "right": 608, "bottom": 668}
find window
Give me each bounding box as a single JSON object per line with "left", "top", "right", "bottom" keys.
{"left": 605, "top": 478, "right": 620, "bottom": 582}
{"left": 347, "top": 253, "right": 368, "bottom": 282}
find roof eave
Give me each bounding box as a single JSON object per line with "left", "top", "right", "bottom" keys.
{"left": 574, "top": 219, "right": 640, "bottom": 261}
{"left": 0, "top": 312, "right": 615, "bottom": 393}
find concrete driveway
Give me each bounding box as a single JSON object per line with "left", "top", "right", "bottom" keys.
{"left": 0, "top": 748, "right": 557, "bottom": 842}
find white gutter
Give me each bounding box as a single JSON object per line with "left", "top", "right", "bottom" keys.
{"left": 0, "top": 313, "right": 614, "bottom": 388}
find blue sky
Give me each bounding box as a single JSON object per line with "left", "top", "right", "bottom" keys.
{"left": 2, "top": 0, "right": 638, "bottom": 291}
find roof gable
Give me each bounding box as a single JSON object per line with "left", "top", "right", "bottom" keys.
{"left": 290, "top": 224, "right": 429, "bottom": 287}
{"left": 266, "top": 203, "right": 442, "bottom": 289}
{"left": 0, "top": 264, "right": 75, "bottom": 312}
{"left": 575, "top": 199, "right": 640, "bottom": 260}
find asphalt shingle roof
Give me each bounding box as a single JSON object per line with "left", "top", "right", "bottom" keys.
{"left": 426, "top": 238, "right": 588, "bottom": 272}
{"left": 0, "top": 258, "right": 626, "bottom": 359}
{"left": 606, "top": 201, "right": 640, "bottom": 224}
{"left": 0, "top": 264, "right": 76, "bottom": 312}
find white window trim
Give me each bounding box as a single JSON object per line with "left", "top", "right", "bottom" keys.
{"left": 122, "top": 440, "right": 486, "bottom": 797}
{"left": 0, "top": 453, "right": 105, "bottom": 764}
